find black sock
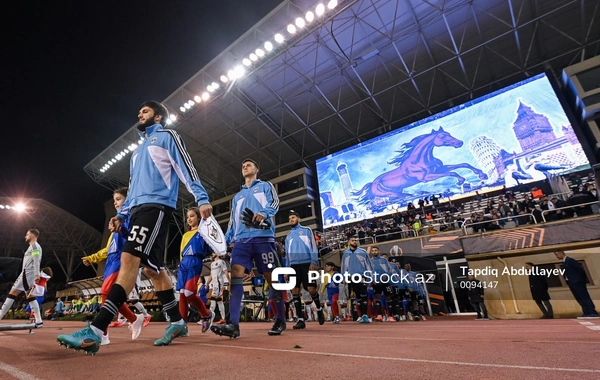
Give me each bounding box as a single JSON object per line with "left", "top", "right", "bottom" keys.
{"left": 359, "top": 298, "right": 368, "bottom": 316}
{"left": 351, "top": 300, "right": 359, "bottom": 320}
{"left": 311, "top": 292, "right": 321, "bottom": 309}
{"left": 156, "top": 290, "right": 182, "bottom": 323}
{"left": 394, "top": 300, "right": 403, "bottom": 316}
{"left": 293, "top": 295, "right": 304, "bottom": 321}
{"left": 375, "top": 300, "right": 382, "bottom": 315}
{"left": 92, "top": 284, "right": 127, "bottom": 331}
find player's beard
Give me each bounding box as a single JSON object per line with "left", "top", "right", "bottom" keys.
{"left": 137, "top": 116, "right": 155, "bottom": 131}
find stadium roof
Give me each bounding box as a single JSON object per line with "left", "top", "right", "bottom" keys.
{"left": 85, "top": 0, "right": 600, "bottom": 202}
{"left": 0, "top": 197, "right": 102, "bottom": 279}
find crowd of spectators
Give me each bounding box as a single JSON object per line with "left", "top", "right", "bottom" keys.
{"left": 318, "top": 173, "right": 598, "bottom": 251}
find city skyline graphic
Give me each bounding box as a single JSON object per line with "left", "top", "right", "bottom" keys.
{"left": 316, "top": 74, "right": 590, "bottom": 227}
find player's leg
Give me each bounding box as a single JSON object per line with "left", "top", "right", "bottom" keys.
{"left": 0, "top": 288, "right": 22, "bottom": 321}
{"left": 331, "top": 293, "right": 340, "bottom": 323}
{"left": 305, "top": 264, "right": 324, "bottom": 325}
{"left": 256, "top": 241, "right": 286, "bottom": 336}
{"left": 211, "top": 242, "right": 248, "bottom": 338}
{"left": 291, "top": 264, "right": 306, "bottom": 329}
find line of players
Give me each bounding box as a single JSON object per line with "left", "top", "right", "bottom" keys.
{"left": 272, "top": 223, "right": 428, "bottom": 327}
{"left": 51, "top": 101, "right": 426, "bottom": 355}
{"left": 278, "top": 264, "right": 427, "bottom": 324}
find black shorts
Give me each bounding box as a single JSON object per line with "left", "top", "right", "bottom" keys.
{"left": 349, "top": 282, "right": 367, "bottom": 299}
{"left": 123, "top": 204, "right": 173, "bottom": 274}
{"left": 292, "top": 263, "right": 318, "bottom": 290}
{"left": 373, "top": 283, "right": 390, "bottom": 297}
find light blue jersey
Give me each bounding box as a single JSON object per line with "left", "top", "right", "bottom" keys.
{"left": 225, "top": 179, "right": 279, "bottom": 244}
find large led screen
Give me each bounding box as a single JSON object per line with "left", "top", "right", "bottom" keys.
{"left": 316, "top": 73, "right": 590, "bottom": 227}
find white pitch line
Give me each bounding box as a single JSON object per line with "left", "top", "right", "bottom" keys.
{"left": 292, "top": 332, "right": 600, "bottom": 345}
{"left": 193, "top": 343, "right": 600, "bottom": 373}
{"left": 0, "top": 362, "right": 40, "bottom": 380}
{"left": 578, "top": 322, "right": 595, "bottom": 326}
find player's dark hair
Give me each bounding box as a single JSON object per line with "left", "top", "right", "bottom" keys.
{"left": 28, "top": 229, "right": 40, "bottom": 238}
{"left": 140, "top": 100, "right": 169, "bottom": 126}
{"left": 114, "top": 187, "right": 128, "bottom": 197}
{"left": 242, "top": 158, "right": 259, "bottom": 170}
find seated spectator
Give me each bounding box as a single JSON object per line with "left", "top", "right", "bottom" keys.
{"left": 567, "top": 186, "right": 596, "bottom": 216}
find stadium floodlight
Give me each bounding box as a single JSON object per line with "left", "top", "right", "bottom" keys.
{"left": 5, "top": 205, "right": 11, "bottom": 210}
{"left": 305, "top": 11, "right": 314, "bottom": 23}
{"left": 295, "top": 17, "right": 306, "bottom": 28}
{"left": 208, "top": 85, "right": 215, "bottom": 93}
{"left": 194, "top": 95, "right": 201, "bottom": 103}
{"left": 220, "top": 75, "right": 228, "bottom": 83}
{"left": 111, "top": 159, "right": 117, "bottom": 164}
{"left": 316, "top": 3, "right": 325, "bottom": 15}
{"left": 14, "top": 204, "right": 26, "bottom": 212}
{"left": 0, "top": 205, "right": 4, "bottom": 209}
{"left": 124, "top": 148, "right": 129, "bottom": 153}
{"left": 184, "top": 103, "right": 191, "bottom": 109}
{"left": 166, "top": 119, "right": 173, "bottom": 125}
{"left": 100, "top": 169, "right": 105, "bottom": 173}
{"left": 211, "top": 82, "right": 219, "bottom": 90}
{"left": 287, "top": 24, "right": 297, "bottom": 34}
{"left": 233, "top": 65, "right": 245, "bottom": 79}
{"left": 169, "top": 114, "right": 177, "bottom": 121}
{"left": 249, "top": 53, "right": 258, "bottom": 61}
{"left": 138, "top": 139, "right": 143, "bottom": 144}
{"left": 255, "top": 48, "right": 265, "bottom": 58}
{"left": 202, "top": 92, "right": 210, "bottom": 101}
{"left": 274, "top": 33, "right": 284, "bottom": 43}
{"left": 116, "top": 154, "right": 123, "bottom": 160}
{"left": 180, "top": 106, "right": 186, "bottom": 112}
{"left": 188, "top": 100, "right": 195, "bottom": 106}
{"left": 264, "top": 41, "right": 273, "bottom": 52}
{"left": 227, "top": 69, "right": 235, "bottom": 80}
{"left": 328, "top": 0, "right": 337, "bottom": 9}
{"left": 243, "top": 58, "right": 251, "bottom": 66}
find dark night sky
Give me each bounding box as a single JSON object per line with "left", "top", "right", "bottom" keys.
{"left": 2, "top": 1, "right": 282, "bottom": 232}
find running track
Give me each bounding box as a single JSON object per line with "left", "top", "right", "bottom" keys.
{"left": 1, "top": 316, "right": 599, "bottom": 380}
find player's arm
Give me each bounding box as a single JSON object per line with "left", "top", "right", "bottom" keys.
{"left": 255, "top": 181, "right": 279, "bottom": 220}
{"left": 114, "top": 157, "right": 134, "bottom": 226}
{"left": 340, "top": 252, "right": 348, "bottom": 277}
{"left": 305, "top": 227, "right": 319, "bottom": 268}
{"left": 225, "top": 201, "right": 236, "bottom": 245}
{"left": 164, "top": 130, "right": 212, "bottom": 217}
{"left": 224, "top": 268, "right": 231, "bottom": 284}
{"left": 31, "top": 243, "right": 41, "bottom": 278}
{"left": 362, "top": 250, "right": 374, "bottom": 272}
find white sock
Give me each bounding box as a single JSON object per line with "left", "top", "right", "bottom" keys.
{"left": 134, "top": 302, "right": 149, "bottom": 317}
{"left": 29, "top": 300, "right": 42, "bottom": 324}
{"left": 0, "top": 298, "right": 15, "bottom": 320}
{"left": 210, "top": 301, "right": 216, "bottom": 313}
{"left": 117, "top": 313, "right": 126, "bottom": 323}
{"left": 171, "top": 319, "right": 185, "bottom": 325}
{"left": 217, "top": 301, "right": 225, "bottom": 320}
{"left": 90, "top": 325, "right": 103, "bottom": 338}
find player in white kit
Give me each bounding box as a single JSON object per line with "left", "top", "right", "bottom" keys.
{"left": 207, "top": 254, "right": 230, "bottom": 324}
{"left": 0, "top": 229, "right": 44, "bottom": 327}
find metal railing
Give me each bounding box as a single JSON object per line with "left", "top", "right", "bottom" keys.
{"left": 462, "top": 213, "right": 537, "bottom": 235}
{"left": 541, "top": 201, "right": 600, "bottom": 223}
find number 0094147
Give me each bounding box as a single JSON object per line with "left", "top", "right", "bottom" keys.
{"left": 459, "top": 281, "right": 498, "bottom": 289}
